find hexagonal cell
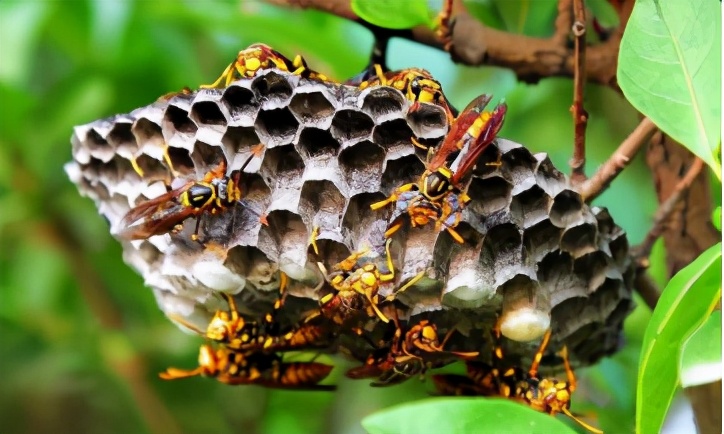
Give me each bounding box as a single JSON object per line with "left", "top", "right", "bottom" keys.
{"left": 606, "top": 298, "right": 633, "bottom": 330}
{"left": 221, "top": 126, "right": 261, "bottom": 159}
{"left": 560, "top": 221, "right": 598, "bottom": 258}
{"left": 85, "top": 128, "right": 116, "bottom": 163}
{"left": 466, "top": 176, "right": 513, "bottom": 215}
{"left": 299, "top": 179, "right": 346, "bottom": 229}
{"left": 469, "top": 143, "right": 505, "bottom": 178}
{"left": 221, "top": 85, "right": 257, "bottom": 123}
{"left": 163, "top": 104, "right": 197, "bottom": 135}
{"left": 297, "top": 127, "right": 340, "bottom": 159}
{"left": 537, "top": 250, "right": 589, "bottom": 307}
{"left": 251, "top": 71, "right": 294, "bottom": 108}
{"left": 372, "top": 119, "right": 414, "bottom": 149}
{"left": 224, "top": 245, "right": 271, "bottom": 289}
{"left": 480, "top": 222, "right": 524, "bottom": 287}
{"left": 259, "top": 210, "right": 310, "bottom": 280}
{"left": 380, "top": 154, "right": 424, "bottom": 193}
{"left": 522, "top": 219, "right": 562, "bottom": 264}
{"left": 442, "top": 241, "right": 494, "bottom": 309}
{"left": 339, "top": 140, "right": 385, "bottom": 195}
{"left": 331, "top": 109, "right": 374, "bottom": 143}
{"left": 255, "top": 108, "right": 299, "bottom": 147}
{"left": 288, "top": 91, "right": 335, "bottom": 124}
{"left": 608, "top": 233, "right": 630, "bottom": 267}
{"left": 405, "top": 103, "right": 448, "bottom": 139}
{"left": 509, "top": 184, "right": 551, "bottom": 229}
{"left": 498, "top": 274, "right": 550, "bottom": 342}
{"left": 189, "top": 140, "right": 226, "bottom": 172}
{"left": 360, "top": 86, "right": 406, "bottom": 119}
{"left": 549, "top": 189, "right": 584, "bottom": 228}
{"left": 165, "top": 146, "right": 195, "bottom": 176}
{"left": 342, "top": 192, "right": 390, "bottom": 252}
{"left": 573, "top": 251, "right": 610, "bottom": 293}
{"left": 189, "top": 100, "right": 227, "bottom": 128}
{"left": 132, "top": 117, "right": 164, "bottom": 151}
{"left": 592, "top": 206, "right": 615, "bottom": 236}
{"left": 131, "top": 154, "right": 167, "bottom": 182}
{"left": 107, "top": 120, "right": 138, "bottom": 157}
{"left": 259, "top": 145, "right": 304, "bottom": 187}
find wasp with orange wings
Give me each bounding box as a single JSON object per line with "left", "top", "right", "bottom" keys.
{"left": 119, "top": 146, "right": 263, "bottom": 242}
{"left": 371, "top": 95, "right": 507, "bottom": 243}
{"left": 160, "top": 345, "right": 336, "bottom": 391}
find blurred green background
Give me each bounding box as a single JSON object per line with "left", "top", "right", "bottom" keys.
{"left": 0, "top": 0, "right": 700, "bottom": 433}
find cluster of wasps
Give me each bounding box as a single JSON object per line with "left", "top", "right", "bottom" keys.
{"left": 122, "top": 44, "right": 600, "bottom": 432}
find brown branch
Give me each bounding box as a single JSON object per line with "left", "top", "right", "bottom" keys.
{"left": 633, "top": 271, "right": 660, "bottom": 310}
{"left": 580, "top": 117, "right": 658, "bottom": 201}
{"left": 569, "top": 0, "right": 588, "bottom": 184}
{"left": 634, "top": 158, "right": 705, "bottom": 265}
{"left": 267, "top": 0, "right": 635, "bottom": 87}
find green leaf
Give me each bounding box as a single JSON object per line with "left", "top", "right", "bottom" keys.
{"left": 351, "top": 0, "right": 433, "bottom": 30}
{"left": 637, "top": 243, "right": 722, "bottom": 434}
{"left": 618, "top": 0, "right": 721, "bottom": 178}
{"left": 713, "top": 206, "right": 722, "bottom": 231}
{"left": 361, "top": 398, "right": 578, "bottom": 434}
{"left": 679, "top": 311, "right": 722, "bottom": 388}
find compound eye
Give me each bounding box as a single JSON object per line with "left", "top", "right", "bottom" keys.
{"left": 410, "top": 78, "right": 422, "bottom": 97}
{"left": 186, "top": 184, "right": 214, "bottom": 208}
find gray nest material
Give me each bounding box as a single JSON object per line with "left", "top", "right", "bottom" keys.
{"left": 66, "top": 69, "right": 634, "bottom": 367}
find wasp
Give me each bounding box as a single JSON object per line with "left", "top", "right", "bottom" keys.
{"left": 119, "top": 145, "right": 263, "bottom": 242}
{"left": 432, "top": 329, "right": 602, "bottom": 433}
{"left": 170, "top": 291, "right": 330, "bottom": 354}
{"left": 370, "top": 96, "right": 506, "bottom": 243}
{"left": 316, "top": 239, "right": 424, "bottom": 325}
{"left": 202, "top": 43, "right": 329, "bottom": 89}
{"left": 160, "top": 345, "right": 336, "bottom": 390}
{"left": 347, "top": 319, "right": 478, "bottom": 386}
{"left": 349, "top": 65, "right": 455, "bottom": 125}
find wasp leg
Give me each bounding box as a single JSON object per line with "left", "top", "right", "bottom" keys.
{"left": 309, "top": 226, "right": 320, "bottom": 256}
{"left": 201, "top": 61, "right": 235, "bottom": 89}
{"left": 528, "top": 329, "right": 552, "bottom": 378}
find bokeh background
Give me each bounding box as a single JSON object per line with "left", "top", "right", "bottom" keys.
{"left": 0, "top": 1, "right": 698, "bottom": 433}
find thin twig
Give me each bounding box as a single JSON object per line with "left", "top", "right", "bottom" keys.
{"left": 266, "top": 0, "right": 635, "bottom": 86}
{"left": 634, "top": 158, "right": 705, "bottom": 264}
{"left": 633, "top": 271, "right": 661, "bottom": 310}
{"left": 569, "top": 0, "right": 589, "bottom": 184}
{"left": 580, "top": 117, "right": 658, "bottom": 201}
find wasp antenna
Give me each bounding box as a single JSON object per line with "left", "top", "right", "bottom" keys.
{"left": 167, "top": 314, "right": 205, "bottom": 335}
{"left": 159, "top": 366, "right": 204, "bottom": 380}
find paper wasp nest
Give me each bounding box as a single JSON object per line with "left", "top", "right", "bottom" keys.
{"left": 66, "top": 70, "right": 633, "bottom": 367}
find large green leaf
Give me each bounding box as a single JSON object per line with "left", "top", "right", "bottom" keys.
{"left": 679, "top": 311, "right": 722, "bottom": 388}
{"left": 637, "top": 243, "right": 722, "bottom": 434}
{"left": 618, "top": 0, "right": 721, "bottom": 177}
{"left": 362, "top": 398, "right": 578, "bottom": 434}
{"left": 351, "top": 0, "right": 433, "bottom": 29}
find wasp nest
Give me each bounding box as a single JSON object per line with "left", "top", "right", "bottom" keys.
{"left": 66, "top": 70, "right": 633, "bottom": 367}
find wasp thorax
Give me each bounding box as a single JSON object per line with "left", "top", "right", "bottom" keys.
{"left": 184, "top": 183, "right": 214, "bottom": 208}
{"left": 422, "top": 170, "right": 452, "bottom": 200}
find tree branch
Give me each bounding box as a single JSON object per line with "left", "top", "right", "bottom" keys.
{"left": 580, "top": 117, "right": 657, "bottom": 201}
{"left": 267, "top": 0, "right": 634, "bottom": 86}
{"left": 569, "top": 0, "right": 589, "bottom": 184}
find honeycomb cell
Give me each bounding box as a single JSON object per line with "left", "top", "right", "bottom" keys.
{"left": 259, "top": 210, "right": 311, "bottom": 281}
{"left": 189, "top": 140, "right": 226, "bottom": 172}
{"left": 289, "top": 90, "right": 335, "bottom": 125}
{"left": 573, "top": 251, "right": 610, "bottom": 293}
{"left": 480, "top": 222, "right": 525, "bottom": 287}
{"left": 165, "top": 146, "right": 195, "bottom": 176}
{"left": 560, "top": 220, "right": 598, "bottom": 258}
{"left": 85, "top": 128, "right": 116, "bottom": 163}
{"left": 339, "top": 141, "right": 385, "bottom": 195}
{"left": 342, "top": 192, "right": 390, "bottom": 252}
{"left": 522, "top": 220, "right": 562, "bottom": 264}
{"left": 550, "top": 189, "right": 584, "bottom": 228}
{"left": 221, "top": 85, "right": 257, "bottom": 124}
{"left": 608, "top": 232, "right": 630, "bottom": 268}
{"left": 162, "top": 104, "right": 197, "bottom": 150}
{"left": 509, "top": 184, "right": 551, "bottom": 229}
{"left": 255, "top": 108, "right": 299, "bottom": 147}
{"left": 498, "top": 274, "right": 550, "bottom": 342}
{"left": 259, "top": 145, "right": 305, "bottom": 214}
{"left": 107, "top": 119, "right": 138, "bottom": 158}
{"left": 373, "top": 119, "right": 414, "bottom": 148}
{"left": 297, "top": 127, "right": 340, "bottom": 159}
{"left": 221, "top": 126, "right": 262, "bottom": 169}
{"left": 132, "top": 117, "right": 164, "bottom": 153}
{"left": 331, "top": 109, "right": 374, "bottom": 143}
{"left": 380, "top": 154, "right": 424, "bottom": 194}
{"left": 189, "top": 100, "right": 227, "bottom": 128}
{"left": 466, "top": 176, "right": 513, "bottom": 217}
{"left": 298, "top": 179, "right": 346, "bottom": 230}
{"left": 130, "top": 154, "right": 166, "bottom": 182}
{"left": 251, "top": 71, "right": 295, "bottom": 109}
{"left": 405, "top": 103, "right": 448, "bottom": 139}
{"left": 360, "top": 86, "right": 406, "bottom": 119}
